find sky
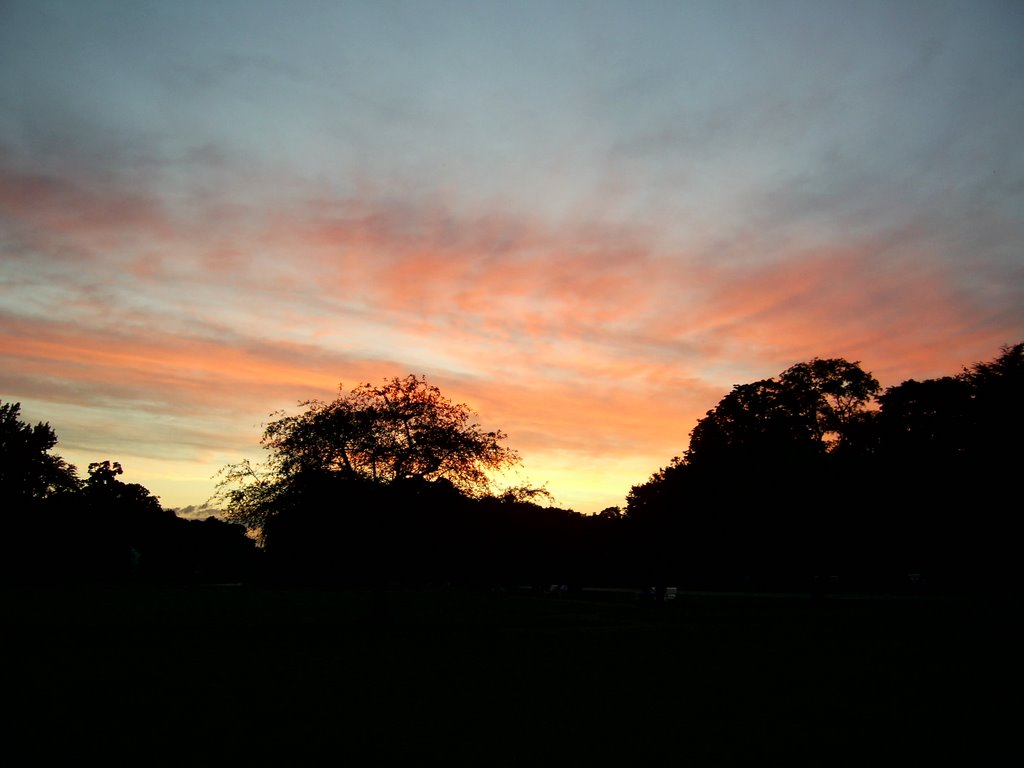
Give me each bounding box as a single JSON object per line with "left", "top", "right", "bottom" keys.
{"left": 1, "top": 0, "right": 1022, "bottom": 515}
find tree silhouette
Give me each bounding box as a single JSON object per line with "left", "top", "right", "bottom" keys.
{"left": 684, "top": 358, "right": 880, "bottom": 468}
{"left": 1, "top": 401, "right": 259, "bottom": 583}
{"left": 872, "top": 343, "right": 1024, "bottom": 588}
{"left": 876, "top": 376, "right": 973, "bottom": 460}
{"left": 624, "top": 346, "right": 1024, "bottom": 592}
{"left": 961, "top": 341, "right": 1024, "bottom": 465}
{"left": 1, "top": 400, "right": 79, "bottom": 501}
{"left": 218, "top": 375, "right": 520, "bottom": 539}
{"left": 626, "top": 358, "right": 881, "bottom": 587}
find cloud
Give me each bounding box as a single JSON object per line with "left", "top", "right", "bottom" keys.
{"left": 0, "top": 164, "right": 175, "bottom": 273}
{"left": 2, "top": 0, "right": 1022, "bottom": 514}
{"left": 4, "top": 158, "right": 1020, "bottom": 507}
{"left": 172, "top": 503, "right": 227, "bottom": 521}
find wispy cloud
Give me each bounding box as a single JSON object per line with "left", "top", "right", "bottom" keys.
{"left": 2, "top": 0, "right": 1022, "bottom": 511}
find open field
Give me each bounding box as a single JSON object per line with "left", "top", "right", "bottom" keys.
{"left": 2, "top": 585, "right": 1016, "bottom": 765}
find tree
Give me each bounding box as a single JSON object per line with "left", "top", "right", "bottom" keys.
{"left": 0, "top": 400, "right": 79, "bottom": 501}
{"left": 683, "top": 358, "right": 880, "bottom": 467}
{"left": 876, "top": 342, "right": 1024, "bottom": 464}
{"left": 876, "top": 376, "right": 973, "bottom": 459}
{"left": 871, "top": 343, "right": 1024, "bottom": 585}
{"left": 81, "top": 460, "right": 165, "bottom": 517}
{"left": 625, "top": 358, "right": 881, "bottom": 581}
{"left": 777, "top": 357, "right": 881, "bottom": 451}
{"left": 218, "top": 375, "right": 520, "bottom": 534}
{"left": 683, "top": 378, "right": 803, "bottom": 467}
{"left": 961, "top": 341, "right": 1024, "bottom": 462}
{"left": 963, "top": 341, "right": 1024, "bottom": 387}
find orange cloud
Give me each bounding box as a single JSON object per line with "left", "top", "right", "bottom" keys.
{"left": 3, "top": 159, "right": 1021, "bottom": 512}
{"left": 0, "top": 165, "right": 175, "bottom": 249}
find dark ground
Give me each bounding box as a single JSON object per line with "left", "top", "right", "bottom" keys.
{"left": 1, "top": 584, "right": 1017, "bottom": 765}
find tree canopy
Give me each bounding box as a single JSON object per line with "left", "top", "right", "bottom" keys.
{"left": 625, "top": 357, "right": 883, "bottom": 574}
{"left": 219, "top": 375, "right": 520, "bottom": 534}
{"left": 682, "top": 357, "right": 880, "bottom": 468}
{"left": 1, "top": 400, "right": 79, "bottom": 501}
{"left": 6, "top": 343, "right": 1020, "bottom": 591}
{"left": 623, "top": 345, "right": 1024, "bottom": 587}
{"left": 877, "top": 342, "right": 1024, "bottom": 466}
{"left": 1, "top": 404, "right": 257, "bottom": 583}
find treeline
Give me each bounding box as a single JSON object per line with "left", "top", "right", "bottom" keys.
{"left": 239, "top": 345, "right": 1022, "bottom": 593}
{"left": 2, "top": 343, "right": 1021, "bottom": 592}
{"left": 625, "top": 343, "right": 1023, "bottom": 593}
{"left": 1, "top": 406, "right": 257, "bottom": 583}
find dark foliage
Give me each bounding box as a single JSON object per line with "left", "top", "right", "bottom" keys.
{"left": 1, "top": 400, "right": 79, "bottom": 501}
{"left": 4, "top": 343, "right": 1020, "bottom": 592}
{"left": 217, "top": 375, "right": 520, "bottom": 538}
{"left": 1, "top": 403, "right": 257, "bottom": 584}
{"left": 626, "top": 344, "right": 1022, "bottom": 592}
{"left": 253, "top": 473, "right": 592, "bottom": 588}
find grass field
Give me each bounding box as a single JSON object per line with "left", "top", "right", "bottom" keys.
{"left": 2, "top": 584, "right": 1016, "bottom": 765}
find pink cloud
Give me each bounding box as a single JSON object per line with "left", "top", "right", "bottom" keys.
{"left": 0, "top": 165, "right": 174, "bottom": 248}
{"left": 3, "top": 159, "right": 1021, "bottom": 511}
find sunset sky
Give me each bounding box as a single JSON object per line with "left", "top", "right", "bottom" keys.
{"left": 2, "top": 0, "right": 1022, "bottom": 514}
